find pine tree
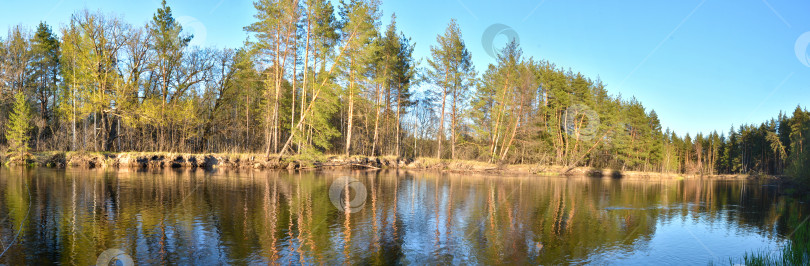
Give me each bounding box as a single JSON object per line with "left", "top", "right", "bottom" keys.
{"left": 149, "top": 0, "right": 192, "bottom": 151}
{"left": 6, "top": 92, "right": 32, "bottom": 158}
{"left": 426, "top": 19, "right": 475, "bottom": 159}
{"left": 389, "top": 18, "right": 416, "bottom": 157}
{"left": 338, "top": 0, "right": 380, "bottom": 156}
{"left": 31, "top": 21, "right": 60, "bottom": 150}
{"left": 787, "top": 106, "right": 810, "bottom": 184}
{"left": 647, "top": 110, "right": 664, "bottom": 172}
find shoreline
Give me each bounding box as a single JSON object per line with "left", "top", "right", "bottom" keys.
{"left": 0, "top": 151, "right": 775, "bottom": 180}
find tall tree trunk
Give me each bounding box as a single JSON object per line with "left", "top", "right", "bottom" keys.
{"left": 278, "top": 30, "right": 357, "bottom": 157}
{"left": 93, "top": 112, "right": 98, "bottom": 151}
{"left": 372, "top": 83, "right": 381, "bottom": 156}
{"left": 246, "top": 94, "right": 250, "bottom": 150}
{"left": 451, "top": 96, "right": 457, "bottom": 160}
{"left": 273, "top": 58, "right": 281, "bottom": 154}
{"left": 396, "top": 96, "right": 402, "bottom": 157}
{"left": 500, "top": 93, "right": 526, "bottom": 161}
{"left": 71, "top": 81, "right": 76, "bottom": 151}
{"left": 291, "top": 53, "right": 297, "bottom": 153}
{"left": 265, "top": 71, "right": 274, "bottom": 156}
{"left": 299, "top": 15, "right": 311, "bottom": 153}
{"left": 346, "top": 61, "right": 355, "bottom": 156}
{"left": 437, "top": 89, "right": 446, "bottom": 159}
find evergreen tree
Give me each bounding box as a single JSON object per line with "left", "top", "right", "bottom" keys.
{"left": 149, "top": 0, "right": 193, "bottom": 151}
{"left": 372, "top": 14, "right": 415, "bottom": 156}
{"left": 788, "top": 106, "right": 810, "bottom": 184}
{"left": 0, "top": 1, "right": 808, "bottom": 182}
{"left": 426, "top": 19, "right": 475, "bottom": 159}
{"left": 6, "top": 92, "right": 32, "bottom": 158}
{"left": 337, "top": 0, "right": 380, "bottom": 156}
{"left": 647, "top": 110, "right": 664, "bottom": 171}
{"left": 30, "top": 22, "right": 60, "bottom": 150}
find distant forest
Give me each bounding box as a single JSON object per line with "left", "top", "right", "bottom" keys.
{"left": 0, "top": 0, "right": 807, "bottom": 180}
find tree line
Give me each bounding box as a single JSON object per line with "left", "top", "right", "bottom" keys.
{"left": 0, "top": 0, "right": 807, "bottom": 180}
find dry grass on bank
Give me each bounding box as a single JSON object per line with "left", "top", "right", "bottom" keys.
{"left": 0, "top": 151, "right": 775, "bottom": 181}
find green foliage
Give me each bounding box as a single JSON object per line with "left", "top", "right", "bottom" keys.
{"left": 468, "top": 40, "right": 667, "bottom": 169}
{"left": 31, "top": 22, "right": 60, "bottom": 123}
{"left": 471, "top": 40, "right": 530, "bottom": 162}
{"left": 150, "top": 0, "right": 191, "bottom": 51}
{"left": 426, "top": 19, "right": 475, "bottom": 159}
{"left": 0, "top": 0, "right": 806, "bottom": 178}
{"left": 6, "top": 93, "right": 32, "bottom": 156}
{"left": 787, "top": 107, "right": 810, "bottom": 186}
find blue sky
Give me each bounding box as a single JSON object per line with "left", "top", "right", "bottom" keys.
{"left": 2, "top": 0, "right": 809, "bottom": 137}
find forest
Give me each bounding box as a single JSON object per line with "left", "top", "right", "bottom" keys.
{"left": 0, "top": 0, "right": 808, "bottom": 182}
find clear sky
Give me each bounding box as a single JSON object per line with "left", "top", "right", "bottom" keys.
{"left": 1, "top": 0, "right": 809, "bottom": 137}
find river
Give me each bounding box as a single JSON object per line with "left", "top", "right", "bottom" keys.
{"left": 0, "top": 168, "right": 803, "bottom": 265}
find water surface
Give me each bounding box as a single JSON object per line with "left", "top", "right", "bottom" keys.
{"left": 0, "top": 168, "right": 803, "bottom": 265}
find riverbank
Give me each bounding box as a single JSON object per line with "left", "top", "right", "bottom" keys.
{"left": 0, "top": 151, "right": 773, "bottom": 180}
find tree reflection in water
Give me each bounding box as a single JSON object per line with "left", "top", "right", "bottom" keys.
{"left": 0, "top": 168, "right": 801, "bottom": 264}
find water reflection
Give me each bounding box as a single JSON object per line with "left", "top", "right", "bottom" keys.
{"left": 0, "top": 168, "right": 803, "bottom": 264}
